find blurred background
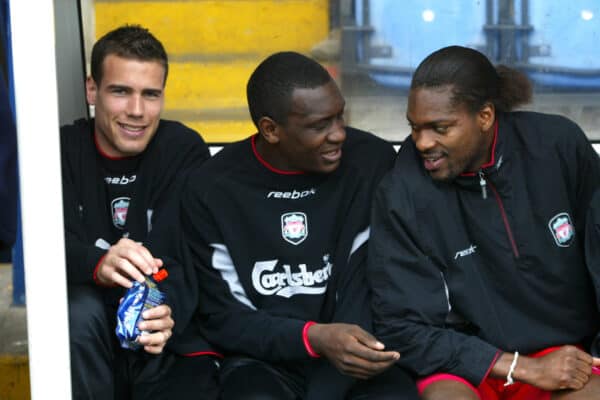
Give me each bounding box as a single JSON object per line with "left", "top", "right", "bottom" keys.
{"left": 80, "top": 0, "right": 600, "bottom": 143}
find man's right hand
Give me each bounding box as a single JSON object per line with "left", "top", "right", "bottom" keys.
{"left": 95, "top": 238, "right": 162, "bottom": 288}
{"left": 307, "top": 323, "right": 400, "bottom": 380}
{"left": 511, "top": 345, "right": 600, "bottom": 391}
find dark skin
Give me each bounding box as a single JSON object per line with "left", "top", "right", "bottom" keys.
{"left": 407, "top": 86, "right": 495, "bottom": 182}
{"left": 411, "top": 85, "right": 600, "bottom": 398}
{"left": 254, "top": 80, "right": 399, "bottom": 379}
{"left": 423, "top": 348, "right": 600, "bottom": 400}
{"left": 256, "top": 80, "right": 346, "bottom": 174}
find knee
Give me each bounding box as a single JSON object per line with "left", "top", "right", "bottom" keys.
{"left": 348, "top": 366, "right": 419, "bottom": 400}
{"left": 219, "top": 360, "right": 296, "bottom": 400}
{"left": 420, "top": 379, "right": 479, "bottom": 400}
{"left": 68, "top": 285, "right": 109, "bottom": 345}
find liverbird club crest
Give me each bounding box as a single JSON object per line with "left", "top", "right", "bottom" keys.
{"left": 281, "top": 212, "right": 308, "bottom": 245}
{"left": 548, "top": 212, "right": 575, "bottom": 247}
{"left": 111, "top": 197, "right": 130, "bottom": 229}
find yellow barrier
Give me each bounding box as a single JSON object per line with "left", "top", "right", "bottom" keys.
{"left": 96, "top": 0, "right": 328, "bottom": 56}
{"left": 0, "top": 356, "right": 30, "bottom": 400}
{"left": 95, "top": 0, "right": 331, "bottom": 142}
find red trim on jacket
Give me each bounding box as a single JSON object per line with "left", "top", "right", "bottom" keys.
{"left": 251, "top": 134, "right": 304, "bottom": 175}
{"left": 183, "top": 351, "right": 224, "bottom": 358}
{"left": 93, "top": 131, "right": 130, "bottom": 160}
{"left": 92, "top": 254, "right": 109, "bottom": 286}
{"left": 461, "top": 120, "right": 499, "bottom": 177}
{"left": 482, "top": 350, "right": 502, "bottom": 383}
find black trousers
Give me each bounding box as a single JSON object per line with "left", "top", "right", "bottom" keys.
{"left": 68, "top": 284, "right": 219, "bottom": 400}
{"left": 219, "top": 357, "right": 419, "bottom": 400}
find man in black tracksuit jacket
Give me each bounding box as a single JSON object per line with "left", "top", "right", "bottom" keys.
{"left": 170, "top": 52, "right": 418, "bottom": 399}
{"left": 62, "top": 26, "right": 217, "bottom": 400}
{"left": 369, "top": 46, "right": 600, "bottom": 399}
{"left": 63, "top": 120, "right": 217, "bottom": 399}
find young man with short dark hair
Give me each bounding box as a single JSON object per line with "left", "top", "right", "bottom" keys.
{"left": 61, "top": 25, "right": 217, "bottom": 399}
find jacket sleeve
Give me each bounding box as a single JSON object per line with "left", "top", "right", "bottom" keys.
{"left": 586, "top": 190, "right": 600, "bottom": 356}
{"left": 368, "top": 175, "right": 499, "bottom": 385}
{"left": 181, "top": 179, "right": 311, "bottom": 362}
{"left": 572, "top": 126, "right": 600, "bottom": 228}
{"left": 329, "top": 142, "right": 397, "bottom": 329}
{"left": 64, "top": 228, "right": 107, "bottom": 285}
{"left": 60, "top": 127, "right": 107, "bottom": 285}
{"left": 62, "top": 172, "right": 105, "bottom": 285}
{"left": 143, "top": 126, "right": 211, "bottom": 331}
{"left": 144, "top": 176, "right": 201, "bottom": 336}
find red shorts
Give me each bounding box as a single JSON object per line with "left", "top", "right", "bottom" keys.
{"left": 416, "top": 347, "right": 600, "bottom": 400}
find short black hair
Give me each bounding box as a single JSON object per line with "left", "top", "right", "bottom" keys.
{"left": 246, "top": 51, "right": 332, "bottom": 128}
{"left": 90, "top": 24, "right": 168, "bottom": 86}
{"left": 411, "top": 45, "right": 531, "bottom": 113}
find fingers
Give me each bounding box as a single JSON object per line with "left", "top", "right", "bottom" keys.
{"left": 565, "top": 347, "right": 595, "bottom": 376}
{"left": 141, "top": 304, "right": 172, "bottom": 320}
{"left": 553, "top": 347, "right": 594, "bottom": 390}
{"left": 573, "top": 347, "right": 594, "bottom": 364}
{"left": 114, "top": 238, "right": 159, "bottom": 276}
{"left": 138, "top": 330, "right": 171, "bottom": 354}
{"left": 103, "top": 256, "right": 144, "bottom": 287}
{"left": 334, "top": 332, "right": 399, "bottom": 378}
{"left": 350, "top": 343, "right": 400, "bottom": 363}
{"left": 345, "top": 327, "right": 399, "bottom": 363}
{"left": 335, "top": 354, "right": 397, "bottom": 379}
{"left": 138, "top": 305, "right": 173, "bottom": 332}
{"left": 313, "top": 323, "right": 401, "bottom": 379}
{"left": 593, "top": 357, "right": 600, "bottom": 367}
{"left": 138, "top": 317, "right": 174, "bottom": 333}
{"left": 352, "top": 327, "right": 385, "bottom": 351}
{"left": 137, "top": 305, "right": 174, "bottom": 355}
{"left": 99, "top": 239, "right": 161, "bottom": 287}
{"left": 348, "top": 348, "right": 399, "bottom": 371}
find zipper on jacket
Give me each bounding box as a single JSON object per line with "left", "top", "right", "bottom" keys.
{"left": 478, "top": 170, "right": 487, "bottom": 199}
{"left": 483, "top": 176, "right": 520, "bottom": 258}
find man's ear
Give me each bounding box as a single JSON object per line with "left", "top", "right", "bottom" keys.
{"left": 478, "top": 102, "right": 496, "bottom": 133}
{"left": 85, "top": 76, "right": 98, "bottom": 106}
{"left": 258, "top": 116, "right": 281, "bottom": 144}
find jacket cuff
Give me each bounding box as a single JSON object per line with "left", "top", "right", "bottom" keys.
{"left": 464, "top": 341, "right": 502, "bottom": 386}
{"left": 481, "top": 350, "right": 503, "bottom": 382}
{"left": 302, "top": 321, "right": 321, "bottom": 358}
{"left": 92, "top": 254, "right": 112, "bottom": 287}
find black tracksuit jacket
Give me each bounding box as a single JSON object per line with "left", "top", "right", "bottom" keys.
{"left": 586, "top": 189, "right": 600, "bottom": 357}
{"left": 61, "top": 118, "right": 210, "bottom": 342}
{"left": 369, "top": 111, "right": 600, "bottom": 385}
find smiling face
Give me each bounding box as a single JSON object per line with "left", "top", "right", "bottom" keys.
{"left": 86, "top": 54, "right": 165, "bottom": 158}
{"left": 261, "top": 80, "right": 347, "bottom": 174}
{"left": 407, "top": 85, "right": 495, "bottom": 182}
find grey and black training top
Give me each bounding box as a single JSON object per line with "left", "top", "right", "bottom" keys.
{"left": 173, "top": 127, "right": 396, "bottom": 360}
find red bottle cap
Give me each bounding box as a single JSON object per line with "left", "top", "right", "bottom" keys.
{"left": 152, "top": 268, "right": 169, "bottom": 282}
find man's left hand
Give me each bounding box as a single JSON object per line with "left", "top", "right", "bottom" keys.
{"left": 136, "top": 304, "right": 174, "bottom": 354}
